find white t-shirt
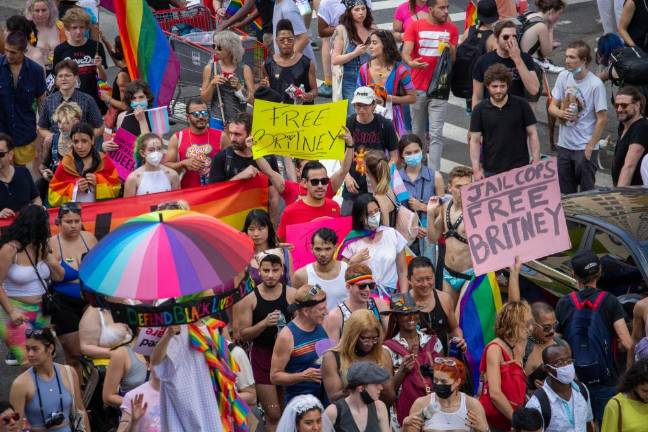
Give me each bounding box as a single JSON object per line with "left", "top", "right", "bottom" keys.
{"left": 551, "top": 70, "right": 608, "bottom": 150}
{"left": 641, "top": 153, "right": 648, "bottom": 185}
{"left": 317, "top": 0, "right": 374, "bottom": 27}
{"left": 273, "top": 0, "right": 316, "bottom": 65}
{"left": 526, "top": 380, "right": 593, "bottom": 432}
{"left": 121, "top": 382, "right": 161, "bottom": 432}
{"left": 341, "top": 227, "right": 407, "bottom": 294}
{"left": 231, "top": 345, "right": 255, "bottom": 391}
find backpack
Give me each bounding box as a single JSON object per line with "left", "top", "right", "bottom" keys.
{"left": 533, "top": 381, "right": 589, "bottom": 429}
{"left": 563, "top": 291, "right": 615, "bottom": 387}
{"left": 383, "top": 336, "right": 440, "bottom": 425}
{"left": 610, "top": 46, "right": 648, "bottom": 86}
{"left": 516, "top": 11, "right": 544, "bottom": 55}
{"left": 451, "top": 26, "right": 492, "bottom": 99}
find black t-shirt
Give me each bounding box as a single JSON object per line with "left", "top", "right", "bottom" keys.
{"left": 556, "top": 287, "right": 626, "bottom": 339}
{"left": 473, "top": 51, "right": 537, "bottom": 98}
{"left": 208, "top": 147, "right": 279, "bottom": 183}
{"left": 343, "top": 114, "right": 399, "bottom": 199}
{"left": 0, "top": 166, "right": 39, "bottom": 212}
{"left": 255, "top": 0, "right": 275, "bottom": 33}
{"left": 146, "top": 0, "right": 172, "bottom": 10}
{"left": 53, "top": 40, "right": 108, "bottom": 114}
{"left": 612, "top": 117, "right": 648, "bottom": 186}
{"left": 470, "top": 95, "right": 537, "bottom": 173}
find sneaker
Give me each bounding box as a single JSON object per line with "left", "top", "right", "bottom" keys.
{"left": 534, "top": 57, "right": 565, "bottom": 74}
{"left": 318, "top": 83, "right": 333, "bottom": 98}
{"left": 5, "top": 352, "right": 18, "bottom": 366}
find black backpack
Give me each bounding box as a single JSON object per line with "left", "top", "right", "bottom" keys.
{"left": 610, "top": 46, "right": 648, "bottom": 86}
{"left": 533, "top": 381, "right": 589, "bottom": 429}
{"left": 516, "top": 11, "right": 544, "bottom": 55}
{"left": 451, "top": 26, "right": 492, "bottom": 99}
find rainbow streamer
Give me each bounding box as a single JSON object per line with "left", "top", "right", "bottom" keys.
{"left": 189, "top": 318, "right": 249, "bottom": 432}
{"left": 114, "top": 0, "right": 180, "bottom": 107}
{"left": 458, "top": 272, "right": 502, "bottom": 394}
{"left": 464, "top": 0, "right": 478, "bottom": 30}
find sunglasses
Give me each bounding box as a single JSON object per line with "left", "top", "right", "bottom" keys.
{"left": 1, "top": 412, "right": 19, "bottom": 425}
{"left": 26, "top": 328, "right": 52, "bottom": 338}
{"left": 502, "top": 34, "right": 513, "bottom": 41}
{"left": 359, "top": 335, "right": 379, "bottom": 343}
{"left": 59, "top": 202, "right": 81, "bottom": 214}
{"left": 356, "top": 282, "right": 376, "bottom": 290}
{"left": 190, "top": 110, "right": 210, "bottom": 118}
{"left": 615, "top": 102, "right": 632, "bottom": 109}
{"left": 434, "top": 357, "right": 457, "bottom": 366}
{"left": 308, "top": 177, "right": 330, "bottom": 186}
{"left": 534, "top": 321, "right": 558, "bottom": 333}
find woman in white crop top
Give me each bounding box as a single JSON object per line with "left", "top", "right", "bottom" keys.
{"left": 0, "top": 205, "right": 64, "bottom": 365}
{"left": 402, "top": 357, "right": 489, "bottom": 432}
{"left": 78, "top": 303, "right": 132, "bottom": 360}
{"left": 123, "top": 133, "right": 180, "bottom": 197}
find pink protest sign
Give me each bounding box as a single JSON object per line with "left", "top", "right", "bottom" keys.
{"left": 460, "top": 158, "right": 571, "bottom": 276}
{"left": 286, "top": 216, "right": 352, "bottom": 271}
{"left": 108, "top": 128, "right": 137, "bottom": 181}
{"left": 134, "top": 327, "right": 166, "bottom": 356}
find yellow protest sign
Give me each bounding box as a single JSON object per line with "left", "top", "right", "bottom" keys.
{"left": 251, "top": 99, "right": 349, "bottom": 160}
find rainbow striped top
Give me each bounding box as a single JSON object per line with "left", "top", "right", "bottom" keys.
{"left": 284, "top": 321, "right": 328, "bottom": 402}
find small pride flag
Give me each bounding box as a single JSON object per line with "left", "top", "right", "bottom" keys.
{"left": 146, "top": 106, "right": 171, "bottom": 136}
{"left": 464, "top": 0, "right": 478, "bottom": 30}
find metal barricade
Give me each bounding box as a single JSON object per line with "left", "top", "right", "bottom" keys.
{"left": 153, "top": 5, "right": 217, "bottom": 32}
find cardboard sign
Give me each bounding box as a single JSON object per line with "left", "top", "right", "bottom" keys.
{"left": 286, "top": 217, "right": 352, "bottom": 270}
{"left": 134, "top": 327, "right": 165, "bottom": 355}
{"left": 251, "top": 99, "right": 348, "bottom": 160}
{"left": 461, "top": 158, "right": 571, "bottom": 275}
{"left": 108, "top": 128, "right": 137, "bottom": 181}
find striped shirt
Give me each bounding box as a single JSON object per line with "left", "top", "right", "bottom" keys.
{"left": 285, "top": 321, "right": 328, "bottom": 403}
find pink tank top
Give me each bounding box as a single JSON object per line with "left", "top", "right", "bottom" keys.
{"left": 177, "top": 128, "right": 222, "bottom": 188}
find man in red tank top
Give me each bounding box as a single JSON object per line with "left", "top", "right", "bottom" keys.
{"left": 164, "top": 99, "right": 224, "bottom": 188}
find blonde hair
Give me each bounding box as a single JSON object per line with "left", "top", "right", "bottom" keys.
{"left": 61, "top": 7, "right": 90, "bottom": 29}
{"left": 52, "top": 102, "right": 82, "bottom": 125}
{"left": 364, "top": 150, "right": 391, "bottom": 195}
{"left": 495, "top": 301, "right": 531, "bottom": 343}
{"left": 25, "top": 0, "right": 59, "bottom": 28}
{"left": 331, "top": 309, "right": 385, "bottom": 380}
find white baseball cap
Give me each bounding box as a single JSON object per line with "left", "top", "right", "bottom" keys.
{"left": 351, "top": 86, "right": 376, "bottom": 105}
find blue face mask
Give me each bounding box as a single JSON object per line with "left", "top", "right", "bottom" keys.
{"left": 130, "top": 101, "right": 148, "bottom": 111}
{"left": 404, "top": 151, "right": 423, "bottom": 167}
{"left": 570, "top": 66, "right": 583, "bottom": 76}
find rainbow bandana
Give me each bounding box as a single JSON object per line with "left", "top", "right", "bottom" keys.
{"left": 188, "top": 318, "right": 249, "bottom": 431}
{"left": 345, "top": 274, "right": 373, "bottom": 285}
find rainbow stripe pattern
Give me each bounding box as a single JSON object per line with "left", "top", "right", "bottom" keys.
{"left": 225, "top": 0, "right": 263, "bottom": 33}
{"left": 115, "top": 0, "right": 180, "bottom": 107}
{"left": 464, "top": 0, "right": 478, "bottom": 30}
{"left": 79, "top": 210, "right": 254, "bottom": 300}
{"left": 189, "top": 318, "right": 249, "bottom": 432}
{"left": 458, "top": 272, "right": 502, "bottom": 393}
{"left": 390, "top": 164, "right": 410, "bottom": 203}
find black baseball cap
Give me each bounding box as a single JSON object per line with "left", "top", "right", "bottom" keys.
{"left": 477, "top": 0, "right": 499, "bottom": 24}
{"left": 571, "top": 250, "right": 601, "bottom": 279}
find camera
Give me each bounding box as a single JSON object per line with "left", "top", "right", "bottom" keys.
{"left": 44, "top": 411, "right": 65, "bottom": 428}
{"left": 420, "top": 364, "right": 435, "bottom": 378}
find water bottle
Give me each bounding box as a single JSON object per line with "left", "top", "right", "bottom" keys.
{"left": 448, "top": 337, "right": 460, "bottom": 359}
{"left": 568, "top": 102, "right": 578, "bottom": 115}
{"left": 276, "top": 311, "right": 287, "bottom": 331}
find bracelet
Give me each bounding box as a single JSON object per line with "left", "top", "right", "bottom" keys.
{"left": 345, "top": 144, "right": 354, "bottom": 148}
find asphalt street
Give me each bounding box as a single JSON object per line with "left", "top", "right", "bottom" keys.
{"left": 0, "top": 0, "right": 619, "bottom": 397}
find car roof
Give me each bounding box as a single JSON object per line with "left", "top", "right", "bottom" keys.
{"left": 562, "top": 187, "right": 648, "bottom": 242}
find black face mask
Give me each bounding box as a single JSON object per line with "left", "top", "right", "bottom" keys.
{"left": 360, "top": 389, "right": 374, "bottom": 405}
{"left": 433, "top": 383, "right": 453, "bottom": 399}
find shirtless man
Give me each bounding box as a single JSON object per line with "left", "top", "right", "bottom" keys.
{"left": 630, "top": 297, "right": 648, "bottom": 362}
{"left": 426, "top": 166, "right": 474, "bottom": 305}
{"left": 324, "top": 264, "right": 389, "bottom": 343}
{"left": 524, "top": 302, "right": 566, "bottom": 389}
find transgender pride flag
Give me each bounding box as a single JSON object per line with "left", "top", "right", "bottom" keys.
{"left": 146, "top": 107, "right": 171, "bottom": 136}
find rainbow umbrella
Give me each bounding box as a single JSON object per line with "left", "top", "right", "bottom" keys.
{"left": 79, "top": 210, "right": 254, "bottom": 300}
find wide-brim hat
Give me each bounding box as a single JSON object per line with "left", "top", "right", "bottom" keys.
{"left": 381, "top": 293, "right": 421, "bottom": 315}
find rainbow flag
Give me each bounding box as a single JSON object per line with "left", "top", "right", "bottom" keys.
{"left": 459, "top": 272, "right": 502, "bottom": 394}
{"left": 336, "top": 229, "right": 375, "bottom": 260}
{"left": 225, "top": 0, "right": 263, "bottom": 34}
{"left": 115, "top": 0, "right": 180, "bottom": 107}
{"left": 146, "top": 106, "right": 171, "bottom": 135}
{"left": 464, "top": 0, "right": 478, "bottom": 30}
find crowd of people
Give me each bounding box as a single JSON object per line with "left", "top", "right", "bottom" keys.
{"left": 0, "top": 0, "right": 648, "bottom": 431}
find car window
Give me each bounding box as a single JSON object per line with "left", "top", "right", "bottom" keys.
{"left": 592, "top": 229, "right": 646, "bottom": 295}
{"left": 536, "top": 220, "right": 586, "bottom": 276}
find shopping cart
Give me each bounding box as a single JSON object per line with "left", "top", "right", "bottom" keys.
{"left": 153, "top": 6, "right": 268, "bottom": 122}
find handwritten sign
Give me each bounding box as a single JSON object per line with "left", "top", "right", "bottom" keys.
{"left": 461, "top": 158, "right": 571, "bottom": 275}
{"left": 251, "top": 99, "right": 348, "bottom": 160}
{"left": 286, "top": 216, "right": 352, "bottom": 270}
{"left": 134, "top": 327, "right": 165, "bottom": 355}
{"left": 108, "top": 128, "right": 137, "bottom": 181}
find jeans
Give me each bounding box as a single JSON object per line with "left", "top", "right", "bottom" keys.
{"left": 588, "top": 384, "right": 616, "bottom": 424}
{"left": 557, "top": 146, "right": 597, "bottom": 194}
{"left": 411, "top": 90, "right": 448, "bottom": 173}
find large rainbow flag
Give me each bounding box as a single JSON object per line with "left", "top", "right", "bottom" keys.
{"left": 464, "top": 0, "right": 478, "bottom": 30}
{"left": 459, "top": 272, "right": 502, "bottom": 394}
{"left": 114, "top": 0, "right": 180, "bottom": 107}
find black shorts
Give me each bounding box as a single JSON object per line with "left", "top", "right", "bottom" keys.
{"left": 50, "top": 293, "right": 87, "bottom": 335}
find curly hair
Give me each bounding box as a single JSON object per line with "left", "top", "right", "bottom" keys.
{"left": 0, "top": 204, "right": 51, "bottom": 261}
{"left": 53, "top": 101, "right": 82, "bottom": 125}
{"left": 484, "top": 63, "right": 513, "bottom": 88}
{"left": 535, "top": 0, "right": 566, "bottom": 12}
{"left": 5, "top": 16, "right": 38, "bottom": 48}
{"left": 331, "top": 309, "right": 385, "bottom": 380}
{"left": 123, "top": 79, "right": 154, "bottom": 109}
{"left": 617, "top": 359, "right": 648, "bottom": 394}
{"left": 133, "top": 133, "right": 162, "bottom": 167}
{"left": 340, "top": 4, "right": 374, "bottom": 45}
{"left": 369, "top": 29, "right": 401, "bottom": 66}
{"left": 495, "top": 301, "right": 531, "bottom": 343}
{"left": 364, "top": 150, "right": 391, "bottom": 195}
{"left": 448, "top": 165, "right": 473, "bottom": 184}
{"left": 25, "top": 0, "right": 59, "bottom": 28}
{"left": 213, "top": 30, "right": 244, "bottom": 65}
{"left": 61, "top": 6, "right": 90, "bottom": 29}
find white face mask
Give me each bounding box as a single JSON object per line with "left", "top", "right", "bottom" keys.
{"left": 367, "top": 213, "right": 381, "bottom": 230}
{"left": 145, "top": 151, "right": 162, "bottom": 167}
{"left": 550, "top": 363, "right": 576, "bottom": 384}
